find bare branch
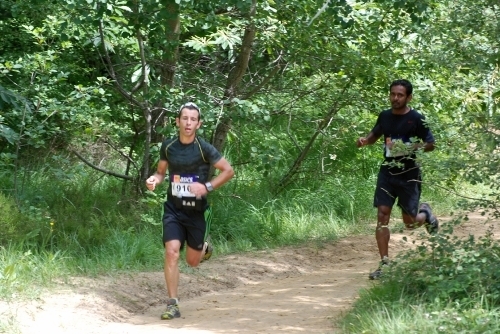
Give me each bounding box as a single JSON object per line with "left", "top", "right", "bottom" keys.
{"left": 242, "top": 52, "right": 283, "bottom": 99}
{"left": 71, "top": 150, "right": 134, "bottom": 181}
{"left": 287, "top": 109, "right": 301, "bottom": 150}
{"left": 102, "top": 138, "right": 140, "bottom": 171}
{"left": 277, "top": 82, "right": 352, "bottom": 192}
{"left": 137, "top": 29, "right": 149, "bottom": 95}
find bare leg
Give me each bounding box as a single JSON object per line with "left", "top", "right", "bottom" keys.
{"left": 164, "top": 240, "right": 181, "bottom": 299}
{"left": 402, "top": 211, "right": 427, "bottom": 229}
{"left": 376, "top": 205, "right": 392, "bottom": 259}
{"left": 185, "top": 244, "right": 206, "bottom": 267}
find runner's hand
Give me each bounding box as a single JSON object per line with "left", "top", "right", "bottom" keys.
{"left": 190, "top": 182, "right": 208, "bottom": 197}
{"left": 146, "top": 176, "right": 157, "bottom": 191}
{"left": 357, "top": 137, "right": 367, "bottom": 147}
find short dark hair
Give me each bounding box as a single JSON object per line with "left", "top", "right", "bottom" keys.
{"left": 178, "top": 102, "right": 201, "bottom": 119}
{"left": 390, "top": 79, "right": 413, "bottom": 96}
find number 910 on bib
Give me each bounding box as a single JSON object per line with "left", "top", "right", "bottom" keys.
{"left": 171, "top": 174, "right": 199, "bottom": 197}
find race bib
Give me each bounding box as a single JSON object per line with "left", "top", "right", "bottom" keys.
{"left": 385, "top": 136, "right": 411, "bottom": 158}
{"left": 171, "top": 174, "right": 199, "bottom": 197}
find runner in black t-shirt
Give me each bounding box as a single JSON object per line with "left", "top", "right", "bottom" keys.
{"left": 356, "top": 79, "right": 439, "bottom": 280}
{"left": 146, "top": 102, "right": 234, "bottom": 319}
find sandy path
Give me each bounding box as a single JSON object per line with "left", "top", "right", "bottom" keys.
{"left": 126, "top": 237, "right": 376, "bottom": 334}
{"left": 2, "top": 212, "right": 497, "bottom": 334}
{"left": 128, "top": 267, "right": 367, "bottom": 333}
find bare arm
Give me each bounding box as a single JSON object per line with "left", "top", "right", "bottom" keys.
{"left": 145, "top": 160, "right": 168, "bottom": 191}
{"left": 209, "top": 157, "right": 235, "bottom": 189}
{"left": 183, "top": 157, "right": 235, "bottom": 197}
{"left": 356, "top": 132, "right": 382, "bottom": 148}
{"left": 414, "top": 141, "right": 435, "bottom": 152}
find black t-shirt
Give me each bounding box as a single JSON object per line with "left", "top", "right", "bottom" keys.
{"left": 371, "top": 108, "right": 435, "bottom": 178}
{"left": 159, "top": 136, "right": 222, "bottom": 199}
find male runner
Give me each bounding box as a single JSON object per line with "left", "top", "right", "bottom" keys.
{"left": 356, "top": 79, "right": 439, "bottom": 280}
{"left": 146, "top": 102, "right": 234, "bottom": 319}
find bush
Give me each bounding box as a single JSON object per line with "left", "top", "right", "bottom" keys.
{"left": 383, "top": 216, "right": 500, "bottom": 306}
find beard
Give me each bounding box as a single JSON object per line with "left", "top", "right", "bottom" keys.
{"left": 391, "top": 101, "right": 403, "bottom": 108}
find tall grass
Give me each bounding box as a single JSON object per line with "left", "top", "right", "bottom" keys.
{"left": 0, "top": 159, "right": 381, "bottom": 297}
{"left": 206, "top": 171, "right": 377, "bottom": 254}
{"left": 76, "top": 226, "right": 164, "bottom": 275}
{"left": 0, "top": 244, "right": 69, "bottom": 300}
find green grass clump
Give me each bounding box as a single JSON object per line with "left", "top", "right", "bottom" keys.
{"left": 75, "top": 226, "right": 164, "bottom": 275}
{"left": 205, "top": 172, "right": 376, "bottom": 254}
{"left": 342, "top": 297, "right": 500, "bottom": 334}
{"left": 0, "top": 245, "right": 69, "bottom": 300}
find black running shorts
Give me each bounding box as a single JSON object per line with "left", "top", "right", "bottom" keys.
{"left": 162, "top": 200, "right": 207, "bottom": 251}
{"left": 373, "top": 170, "right": 421, "bottom": 217}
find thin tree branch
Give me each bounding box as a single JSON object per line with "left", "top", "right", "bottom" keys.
{"left": 98, "top": 20, "right": 145, "bottom": 109}
{"left": 71, "top": 149, "right": 134, "bottom": 181}
{"left": 102, "top": 138, "right": 139, "bottom": 171}
{"left": 287, "top": 108, "right": 301, "bottom": 150}
{"left": 242, "top": 51, "right": 283, "bottom": 100}
{"left": 137, "top": 29, "right": 149, "bottom": 96}
{"left": 413, "top": 179, "right": 499, "bottom": 205}
{"left": 276, "top": 82, "right": 352, "bottom": 193}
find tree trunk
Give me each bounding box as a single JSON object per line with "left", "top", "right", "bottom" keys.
{"left": 211, "top": 0, "right": 257, "bottom": 158}
{"left": 160, "top": 1, "right": 180, "bottom": 87}
{"left": 153, "top": 0, "right": 180, "bottom": 143}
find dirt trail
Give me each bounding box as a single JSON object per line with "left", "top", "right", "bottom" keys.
{"left": 2, "top": 212, "right": 498, "bottom": 334}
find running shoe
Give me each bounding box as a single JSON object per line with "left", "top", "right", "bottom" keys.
{"left": 202, "top": 235, "right": 213, "bottom": 262}
{"left": 161, "top": 298, "right": 180, "bottom": 320}
{"left": 419, "top": 202, "right": 439, "bottom": 234}
{"left": 369, "top": 257, "right": 389, "bottom": 280}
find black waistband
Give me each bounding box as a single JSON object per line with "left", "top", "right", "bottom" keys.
{"left": 167, "top": 194, "right": 205, "bottom": 212}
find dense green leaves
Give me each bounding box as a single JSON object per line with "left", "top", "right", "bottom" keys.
{"left": 0, "top": 0, "right": 498, "bottom": 214}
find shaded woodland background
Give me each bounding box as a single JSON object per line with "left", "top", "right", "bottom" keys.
{"left": 1, "top": 0, "right": 499, "bottom": 248}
